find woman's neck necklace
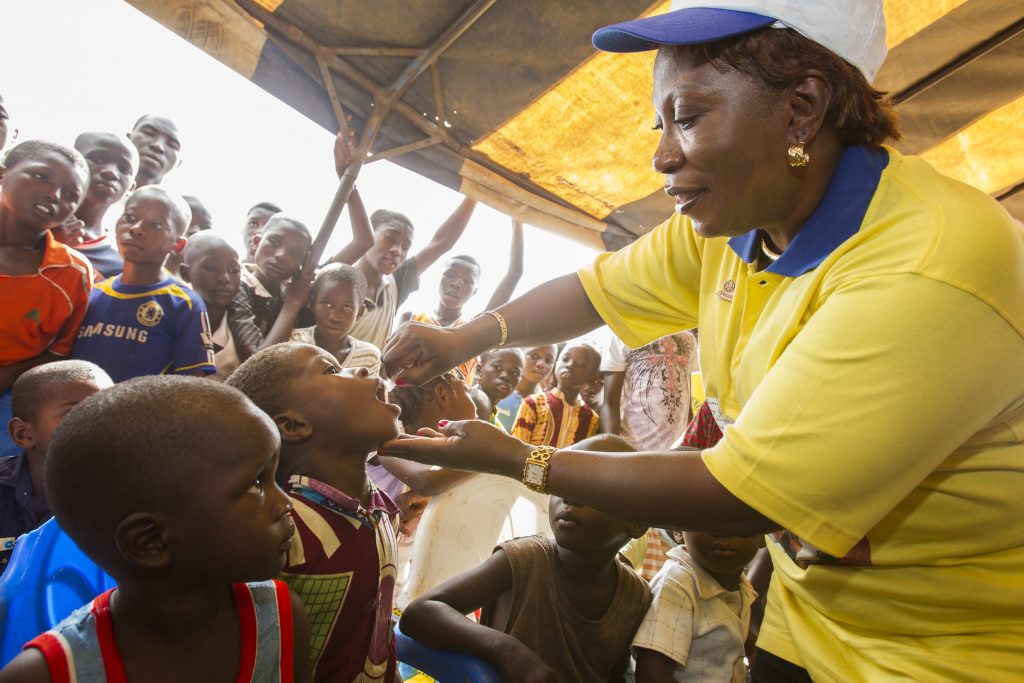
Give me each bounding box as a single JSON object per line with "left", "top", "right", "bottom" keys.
{"left": 761, "top": 235, "right": 783, "bottom": 262}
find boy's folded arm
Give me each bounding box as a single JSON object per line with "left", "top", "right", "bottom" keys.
{"left": 634, "top": 648, "right": 683, "bottom": 683}
{"left": 227, "top": 294, "right": 262, "bottom": 361}
{"left": 289, "top": 588, "right": 313, "bottom": 683}
{"left": 400, "top": 549, "right": 522, "bottom": 666}
{"left": 0, "top": 648, "right": 53, "bottom": 683}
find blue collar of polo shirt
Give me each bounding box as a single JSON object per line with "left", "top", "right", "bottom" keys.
{"left": 728, "top": 145, "right": 889, "bottom": 277}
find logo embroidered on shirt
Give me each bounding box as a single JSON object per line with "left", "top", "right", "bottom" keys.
{"left": 717, "top": 280, "right": 736, "bottom": 302}
{"left": 137, "top": 301, "right": 165, "bottom": 326}
{"left": 23, "top": 308, "right": 40, "bottom": 323}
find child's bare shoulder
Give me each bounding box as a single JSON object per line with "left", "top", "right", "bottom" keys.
{"left": 0, "top": 648, "right": 52, "bottom": 683}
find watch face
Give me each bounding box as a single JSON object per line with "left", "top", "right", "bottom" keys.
{"left": 524, "top": 462, "right": 546, "bottom": 486}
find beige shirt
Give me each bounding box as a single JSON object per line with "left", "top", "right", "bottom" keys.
{"left": 633, "top": 546, "right": 757, "bottom": 682}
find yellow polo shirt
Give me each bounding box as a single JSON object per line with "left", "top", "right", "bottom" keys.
{"left": 579, "top": 146, "right": 1024, "bottom": 681}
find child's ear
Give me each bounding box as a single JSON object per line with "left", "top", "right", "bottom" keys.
{"left": 178, "top": 263, "right": 191, "bottom": 283}
{"left": 625, "top": 523, "right": 648, "bottom": 541}
{"left": 115, "top": 512, "right": 172, "bottom": 571}
{"left": 431, "top": 382, "right": 448, "bottom": 407}
{"left": 8, "top": 417, "right": 35, "bottom": 451}
{"left": 274, "top": 411, "right": 313, "bottom": 443}
{"left": 172, "top": 236, "right": 187, "bottom": 255}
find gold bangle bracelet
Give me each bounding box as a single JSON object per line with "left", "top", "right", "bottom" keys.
{"left": 484, "top": 310, "right": 508, "bottom": 347}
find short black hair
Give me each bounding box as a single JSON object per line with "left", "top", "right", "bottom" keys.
{"left": 46, "top": 375, "right": 267, "bottom": 568}
{"left": 125, "top": 186, "right": 192, "bottom": 236}
{"left": 370, "top": 209, "right": 413, "bottom": 233}
{"left": 248, "top": 201, "right": 282, "bottom": 215}
{"left": 563, "top": 341, "right": 601, "bottom": 366}
{"left": 182, "top": 231, "right": 237, "bottom": 265}
{"left": 183, "top": 195, "right": 209, "bottom": 218}
{"left": 73, "top": 131, "right": 138, "bottom": 162}
{"left": 262, "top": 214, "right": 312, "bottom": 245}
{"left": 2, "top": 139, "right": 87, "bottom": 175}
{"left": 446, "top": 254, "right": 481, "bottom": 274}
{"left": 226, "top": 342, "right": 311, "bottom": 419}
{"left": 390, "top": 370, "right": 463, "bottom": 427}
{"left": 311, "top": 263, "right": 367, "bottom": 302}
{"left": 479, "top": 347, "right": 525, "bottom": 365}
{"left": 11, "top": 361, "right": 112, "bottom": 422}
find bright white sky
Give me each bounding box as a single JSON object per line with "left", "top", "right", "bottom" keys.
{"left": 2, "top": 0, "right": 610, "bottom": 342}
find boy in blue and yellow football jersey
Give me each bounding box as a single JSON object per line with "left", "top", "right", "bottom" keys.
{"left": 73, "top": 187, "right": 214, "bottom": 382}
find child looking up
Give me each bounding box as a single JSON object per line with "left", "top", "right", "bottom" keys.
{"left": 633, "top": 531, "right": 761, "bottom": 683}
{"left": 473, "top": 348, "right": 523, "bottom": 428}
{"left": 0, "top": 376, "right": 310, "bottom": 682}
{"left": 179, "top": 232, "right": 243, "bottom": 377}
{"left": 0, "top": 360, "right": 112, "bottom": 569}
{"left": 346, "top": 197, "right": 477, "bottom": 349}
{"left": 61, "top": 131, "right": 139, "bottom": 278}
{"left": 495, "top": 344, "right": 557, "bottom": 432}
{"left": 511, "top": 342, "right": 602, "bottom": 448}
{"left": 0, "top": 140, "right": 92, "bottom": 456}
{"left": 72, "top": 187, "right": 215, "bottom": 382}
{"left": 227, "top": 343, "right": 403, "bottom": 683}
{"left": 290, "top": 263, "right": 381, "bottom": 376}
{"left": 401, "top": 434, "right": 650, "bottom": 683}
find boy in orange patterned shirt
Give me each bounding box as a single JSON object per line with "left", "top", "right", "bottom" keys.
{"left": 0, "top": 141, "right": 92, "bottom": 456}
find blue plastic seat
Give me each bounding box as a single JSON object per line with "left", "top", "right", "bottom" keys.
{"left": 0, "top": 518, "right": 115, "bottom": 666}
{"left": 395, "top": 624, "right": 501, "bottom": 682}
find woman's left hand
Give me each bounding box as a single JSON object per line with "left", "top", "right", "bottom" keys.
{"left": 378, "top": 420, "right": 531, "bottom": 479}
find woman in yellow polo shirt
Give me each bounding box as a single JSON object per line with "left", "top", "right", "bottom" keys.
{"left": 380, "top": 2, "right": 1024, "bottom": 680}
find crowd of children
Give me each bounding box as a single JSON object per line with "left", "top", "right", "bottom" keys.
{"left": 0, "top": 98, "right": 764, "bottom": 683}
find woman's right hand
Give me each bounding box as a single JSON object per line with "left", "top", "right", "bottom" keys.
{"left": 378, "top": 420, "right": 531, "bottom": 479}
{"left": 382, "top": 321, "right": 478, "bottom": 385}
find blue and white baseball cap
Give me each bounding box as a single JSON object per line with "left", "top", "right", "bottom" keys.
{"left": 593, "top": 0, "right": 887, "bottom": 83}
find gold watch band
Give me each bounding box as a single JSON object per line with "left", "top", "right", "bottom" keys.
{"left": 522, "top": 445, "right": 556, "bottom": 493}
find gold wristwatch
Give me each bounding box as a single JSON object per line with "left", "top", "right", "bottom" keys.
{"left": 522, "top": 446, "right": 556, "bottom": 493}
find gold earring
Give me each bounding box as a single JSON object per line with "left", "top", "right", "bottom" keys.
{"left": 788, "top": 141, "right": 809, "bottom": 168}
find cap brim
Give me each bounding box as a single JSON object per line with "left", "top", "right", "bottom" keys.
{"left": 593, "top": 8, "right": 776, "bottom": 53}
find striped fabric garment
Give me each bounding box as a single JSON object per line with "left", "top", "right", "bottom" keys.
{"left": 510, "top": 388, "right": 599, "bottom": 448}
{"left": 25, "top": 580, "right": 294, "bottom": 682}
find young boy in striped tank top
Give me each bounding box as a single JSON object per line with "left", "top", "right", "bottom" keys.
{"left": 0, "top": 376, "right": 311, "bottom": 682}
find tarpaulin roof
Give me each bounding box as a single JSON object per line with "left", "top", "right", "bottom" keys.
{"left": 125, "top": 0, "right": 1024, "bottom": 250}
